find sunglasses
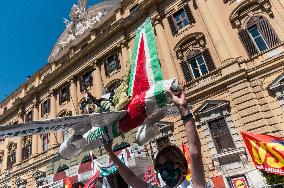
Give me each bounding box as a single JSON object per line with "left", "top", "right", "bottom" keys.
{"left": 155, "top": 161, "right": 182, "bottom": 173}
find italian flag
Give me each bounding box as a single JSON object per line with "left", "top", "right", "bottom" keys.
{"left": 128, "top": 18, "right": 166, "bottom": 107}
{"left": 119, "top": 18, "right": 168, "bottom": 132}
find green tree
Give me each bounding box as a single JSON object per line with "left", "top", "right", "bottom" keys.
{"left": 261, "top": 170, "right": 284, "bottom": 185}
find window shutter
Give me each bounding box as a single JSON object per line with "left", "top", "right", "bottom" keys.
{"left": 203, "top": 49, "right": 215, "bottom": 72}
{"left": 184, "top": 4, "right": 195, "bottom": 24}
{"left": 41, "top": 103, "right": 44, "bottom": 116}
{"left": 239, "top": 29, "right": 258, "bottom": 57}
{"left": 80, "top": 76, "right": 83, "bottom": 92}
{"left": 104, "top": 61, "right": 109, "bottom": 76}
{"left": 258, "top": 19, "right": 280, "bottom": 48}
{"left": 115, "top": 52, "right": 121, "bottom": 70}
{"left": 167, "top": 16, "right": 178, "bottom": 35}
{"left": 48, "top": 99, "right": 51, "bottom": 113}
{"left": 180, "top": 61, "right": 193, "bottom": 82}
{"left": 59, "top": 90, "right": 62, "bottom": 105}
{"left": 67, "top": 86, "right": 70, "bottom": 101}
{"left": 89, "top": 71, "right": 94, "bottom": 86}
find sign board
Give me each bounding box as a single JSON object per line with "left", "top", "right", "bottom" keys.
{"left": 231, "top": 176, "right": 249, "bottom": 188}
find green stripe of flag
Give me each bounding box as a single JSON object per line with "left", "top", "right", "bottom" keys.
{"left": 144, "top": 18, "right": 166, "bottom": 107}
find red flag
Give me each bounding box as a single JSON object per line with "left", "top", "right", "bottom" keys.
{"left": 84, "top": 170, "right": 100, "bottom": 188}
{"left": 242, "top": 132, "right": 284, "bottom": 175}
{"left": 182, "top": 143, "right": 191, "bottom": 181}
{"left": 65, "top": 177, "right": 72, "bottom": 188}
{"left": 144, "top": 165, "right": 160, "bottom": 186}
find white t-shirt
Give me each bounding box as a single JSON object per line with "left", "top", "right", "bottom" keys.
{"left": 148, "top": 179, "right": 193, "bottom": 188}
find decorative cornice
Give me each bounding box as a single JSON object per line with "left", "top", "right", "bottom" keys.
{"left": 229, "top": 0, "right": 273, "bottom": 29}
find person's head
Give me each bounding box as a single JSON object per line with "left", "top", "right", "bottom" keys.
{"left": 154, "top": 145, "right": 188, "bottom": 187}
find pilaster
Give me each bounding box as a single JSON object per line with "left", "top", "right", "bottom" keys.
{"left": 15, "top": 109, "right": 24, "bottom": 165}
{"left": 196, "top": 0, "right": 231, "bottom": 62}
{"left": 70, "top": 78, "right": 79, "bottom": 115}
{"left": 120, "top": 39, "right": 130, "bottom": 73}
{"left": 93, "top": 61, "right": 104, "bottom": 99}
{"left": 152, "top": 12, "right": 179, "bottom": 79}
{"left": 206, "top": 0, "right": 240, "bottom": 59}
{"left": 32, "top": 102, "right": 39, "bottom": 156}
{"left": 2, "top": 140, "right": 8, "bottom": 171}
{"left": 49, "top": 90, "right": 58, "bottom": 148}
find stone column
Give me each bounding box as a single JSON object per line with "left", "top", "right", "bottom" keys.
{"left": 51, "top": 62, "right": 56, "bottom": 71}
{"left": 70, "top": 78, "right": 79, "bottom": 115}
{"left": 121, "top": 40, "right": 129, "bottom": 72}
{"left": 93, "top": 63, "right": 104, "bottom": 99}
{"left": 38, "top": 134, "right": 43, "bottom": 154}
{"left": 16, "top": 109, "right": 24, "bottom": 164}
{"left": 152, "top": 14, "right": 179, "bottom": 79}
{"left": 2, "top": 139, "right": 8, "bottom": 171}
{"left": 49, "top": 90, "right": 58, "bottom": 148}
{"left": 196, "top": 0, "right": 231, "bottom": 62}
{"left": 206, "top": 0, "right": 240, "bottom": 59}
{"left": 32, "top": 102, "right": 39, "bottom": 156}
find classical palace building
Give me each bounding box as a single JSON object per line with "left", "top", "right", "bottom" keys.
{"left": 0, "top": 0, "right": 284, "bottom": 187}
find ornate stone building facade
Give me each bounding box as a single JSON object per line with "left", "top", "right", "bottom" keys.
{"left": 0, "top": 0, "right": 284, "bottom": 187}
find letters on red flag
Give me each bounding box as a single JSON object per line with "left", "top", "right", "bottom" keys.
{"left": 241, "top": 132, "right": 284, "bottom": 175}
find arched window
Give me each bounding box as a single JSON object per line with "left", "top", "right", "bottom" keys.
{"left": 174, "top": 33, "right": 216, "bottom": 82}
{"left": 7, "top": 142, "right": 16, "bottom": 169}
{"left": 180, "top": 49, "right": 215, "bottom": 81}
{"left": 239, "top": 16, "right": 280, "bottom": 57}
{"left": 22, "top": 136, "right": 32, "bottom": 160}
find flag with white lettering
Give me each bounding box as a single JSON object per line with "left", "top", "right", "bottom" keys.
{"left": 242, "top": 132, "right": 284, "bottom": 175}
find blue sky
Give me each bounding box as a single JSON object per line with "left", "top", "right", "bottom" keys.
{"left": 0, "top": 0, "right": 101, "bottom": 101}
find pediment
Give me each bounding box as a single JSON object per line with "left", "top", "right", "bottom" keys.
{"left": 48, "top": 0, "right": 120, "bottom": 62}
{"left": 194, "top": 100, "right": 229, "bottom": 115}
{"left": 229, "top": 0, "right": 272, "bottom": 29}
{"left": 269, "top": 72, "right": 284, "bottom": 91}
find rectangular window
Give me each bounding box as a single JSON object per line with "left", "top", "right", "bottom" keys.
{"left": 173, "top": 8, "right": 189, "bottom": 30}
{"left": 105, "top": 53, "right": 120, "bottom": 75}
{"left": 80, "top": 71, "right": 93, "bottom": 92}
{"left": 208, "top": 117, "right": 236, "bottom": 153}
{"left": 59, "top": 85, "right": 70, "bottom": 105}
{"left": 42, "top": 133, "right": 49, "bottom": 152}
{"left": 248, "top": 25, "right": 269, "bottom": 52}
{"left": 130, "top": 4, "right": 139, "bottom": 14}
{"left": 189, "top": 55, "right": 209, "bottom": 79}
{"left": 41, "top": 99, "right": 50, "bottom": 116}
{"left": 25, "top": 111, "right": 33, "bottom": 122}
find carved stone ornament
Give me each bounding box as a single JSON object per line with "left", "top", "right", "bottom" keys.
{"left": 229, "top": 0, "right": 273, "bottom": 29}
{"left": 174, "top": 32, "right": 206, "bottom": 58}
{"left": 49, "top": 0, "right": 120, "bottom": 60}
{"left": 15, "top": 178, "right": 27, "bottom": 186}
{"left": 3, "top": 184, "right": 10, "bottom": 188}
{"left": 34, "top": 170, "right": 46, "bottom": 179}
